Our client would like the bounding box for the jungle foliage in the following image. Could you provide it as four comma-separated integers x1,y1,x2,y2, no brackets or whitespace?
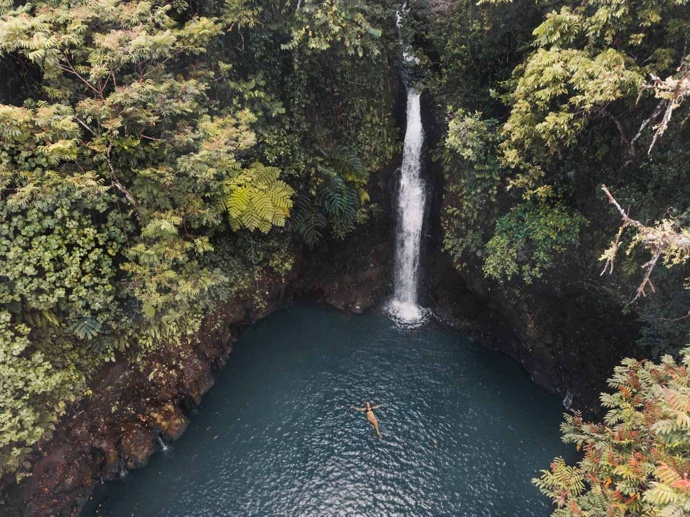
0,0,400,478
535,349,690,516
422,0,690,514
429,0,690,353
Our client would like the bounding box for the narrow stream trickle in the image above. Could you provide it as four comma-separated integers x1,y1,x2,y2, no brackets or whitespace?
388,89,430,328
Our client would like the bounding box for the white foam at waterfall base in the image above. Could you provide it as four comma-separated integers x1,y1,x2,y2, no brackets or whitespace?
387,300,429,329
387,90,430,329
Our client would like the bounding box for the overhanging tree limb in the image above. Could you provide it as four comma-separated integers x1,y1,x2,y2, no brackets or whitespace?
601,184,690,303
641,63,690,154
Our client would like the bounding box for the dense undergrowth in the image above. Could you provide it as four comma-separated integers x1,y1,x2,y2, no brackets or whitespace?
425,0,690,357
0,0,402,479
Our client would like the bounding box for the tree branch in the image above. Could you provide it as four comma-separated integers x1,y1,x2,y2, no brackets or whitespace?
74,116,96,136
660,310,690,322
57,53,102,98
111,178,139,211
605,112,635,159
639,63,690,154
630,100,665,149
103,147,139,212
601,185,690,303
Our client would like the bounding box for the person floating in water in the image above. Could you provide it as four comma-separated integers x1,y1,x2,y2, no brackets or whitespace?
350,402,385,439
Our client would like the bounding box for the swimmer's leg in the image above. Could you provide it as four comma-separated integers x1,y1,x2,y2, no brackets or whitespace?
372,420,382,440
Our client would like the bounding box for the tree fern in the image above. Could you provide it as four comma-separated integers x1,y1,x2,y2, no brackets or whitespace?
319,175,359,221
317,143,369,196
289,195,327,248
325,144,367,183
537,347,690,515
287,143,369,246
69,316,102,340
223,162,294,233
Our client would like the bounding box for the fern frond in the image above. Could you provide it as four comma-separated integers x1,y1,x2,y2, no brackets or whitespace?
69,316,102,340
223,162,294,233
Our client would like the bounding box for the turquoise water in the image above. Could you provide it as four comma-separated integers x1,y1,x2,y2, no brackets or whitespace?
84,304,570,516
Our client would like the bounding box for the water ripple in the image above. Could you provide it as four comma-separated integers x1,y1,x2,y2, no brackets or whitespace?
85,305,572,517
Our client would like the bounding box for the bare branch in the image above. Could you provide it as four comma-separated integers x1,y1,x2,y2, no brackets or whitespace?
631,247,661,303
600,224,626,276
639,63,690,154
660,310,690,322
111,178,138,210
73,117,95,136
601,184,690,303
56,52,102,98
630,100,665,148
601,184,645,232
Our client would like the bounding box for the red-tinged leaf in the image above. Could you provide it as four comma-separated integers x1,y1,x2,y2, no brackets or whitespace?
671,477,690,491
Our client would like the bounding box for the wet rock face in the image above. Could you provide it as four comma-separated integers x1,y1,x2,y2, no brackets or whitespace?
120,425,154,470
92,438,119,471
294,160,394,314
183,354,216,406
151,403,188,441
301,253,387,314
429,251,643,416
6,446,95,517
3,271,296,517
323,266,385,313
296,237,391,314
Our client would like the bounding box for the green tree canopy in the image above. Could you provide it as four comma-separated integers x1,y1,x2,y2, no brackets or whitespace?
0,0,396,479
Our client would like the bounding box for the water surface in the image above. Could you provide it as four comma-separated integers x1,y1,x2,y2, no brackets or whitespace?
85,304,570,516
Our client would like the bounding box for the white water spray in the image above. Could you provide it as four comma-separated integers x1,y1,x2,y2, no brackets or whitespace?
388,90,430,328
157,435,169,452
396,4,419,67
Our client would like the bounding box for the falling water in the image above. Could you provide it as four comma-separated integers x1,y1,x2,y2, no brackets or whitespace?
157,436,169,452
388,90,430,328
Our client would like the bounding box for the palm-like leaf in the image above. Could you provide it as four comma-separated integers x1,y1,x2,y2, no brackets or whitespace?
69,316,102,340
223,162,295,233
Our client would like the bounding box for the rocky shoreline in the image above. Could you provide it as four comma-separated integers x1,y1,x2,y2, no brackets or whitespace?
0,226,392,517
426,250,643,417
2,274,287,516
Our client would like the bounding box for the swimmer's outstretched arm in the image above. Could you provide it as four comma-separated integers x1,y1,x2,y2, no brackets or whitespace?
371,404,385,410
349,406,366,411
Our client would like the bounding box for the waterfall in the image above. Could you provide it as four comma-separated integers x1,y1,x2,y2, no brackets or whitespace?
388,89,430,328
